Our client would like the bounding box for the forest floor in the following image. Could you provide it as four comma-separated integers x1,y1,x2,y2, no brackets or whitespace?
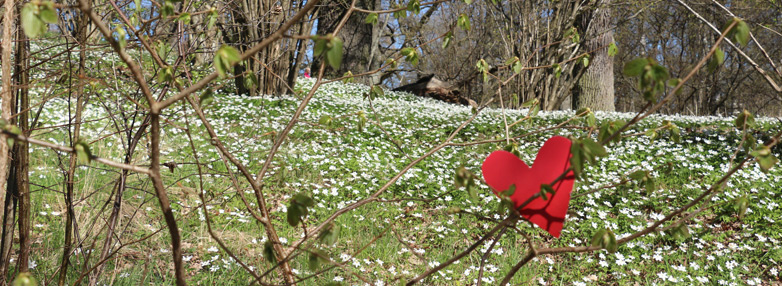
21,78,782,285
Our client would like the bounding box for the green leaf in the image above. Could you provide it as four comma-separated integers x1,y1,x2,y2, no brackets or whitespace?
342,71,355,83
552,63,562,78
623,58,648,77
365,85,384,100
156,41,171,59
74,140,92,165
496,198,514,216
581,55,590,67
540,184,554,201
476,59,489,82
313,36,328,57
293,192,315,207
114,27,127,49
393,6,407,18
357,111,367,131
21,3,45,38
406,0,420,14
590,229,607,247
309,249,325,271
385,58,398,69
3,123,21,136
161,2,175,18
569,143,583,178
263,241,276,263
214,45,241,78
401,47,418,66
598,119,625,145
243,73,258,89
757,152,778,173
743,133,756,153
646,129,658,144
607,42,617,57
734,109,755,129
564,27,579,43
177,12,191,24
629,170,647,181
199,89,215,107
442,32,453,49
365,13,378,25
287,203,302,226
670,124,681,143
454,166,471,188
650,64,669,81
584,112,596,127
39,2,59,24
732,18,750,47
503,143,521,159
326,37,343,70
158,66,174,83
707,47,725,73
319,115,333,128
455,166,477,200
582,137,607,160
501,184,517,197
457,14,470,31
605,229,618,253
644,176,656,193
520,98,538,108
318,223,340,245
513,61,522,74
667,224,690,241
591,228,617,253
576,107,590,117
529,105,540,117
12,272,36,286
371,85,384,98
207,8,218,29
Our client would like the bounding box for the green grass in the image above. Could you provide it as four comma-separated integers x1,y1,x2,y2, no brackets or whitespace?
17,75,782,285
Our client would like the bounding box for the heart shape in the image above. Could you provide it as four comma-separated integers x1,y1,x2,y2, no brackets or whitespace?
481,136,575,238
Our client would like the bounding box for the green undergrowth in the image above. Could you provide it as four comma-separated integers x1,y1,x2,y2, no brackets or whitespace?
18,78,782,285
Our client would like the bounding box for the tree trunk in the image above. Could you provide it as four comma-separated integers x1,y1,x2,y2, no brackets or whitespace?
573,0,615,111
13,9,31,274
316,0,380,84
0,0,16,282
222,0,295,96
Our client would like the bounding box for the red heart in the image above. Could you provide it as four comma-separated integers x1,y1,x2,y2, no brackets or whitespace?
481,136,575,238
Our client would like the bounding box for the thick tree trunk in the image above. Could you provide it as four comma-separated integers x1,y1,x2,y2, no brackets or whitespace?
316,0,380,84
573,0,615,111
223,0,294,96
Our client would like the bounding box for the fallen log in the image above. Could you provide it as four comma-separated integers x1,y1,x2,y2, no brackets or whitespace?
393,74,477,107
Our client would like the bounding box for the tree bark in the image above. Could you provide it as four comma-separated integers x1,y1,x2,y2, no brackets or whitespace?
13,8,31,274
573,0,615,111
0,0,15,227
316,0,380,84
224,0,294,96
0,0,16,282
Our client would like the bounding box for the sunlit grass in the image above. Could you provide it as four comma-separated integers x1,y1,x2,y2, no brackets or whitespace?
21,76,782,285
